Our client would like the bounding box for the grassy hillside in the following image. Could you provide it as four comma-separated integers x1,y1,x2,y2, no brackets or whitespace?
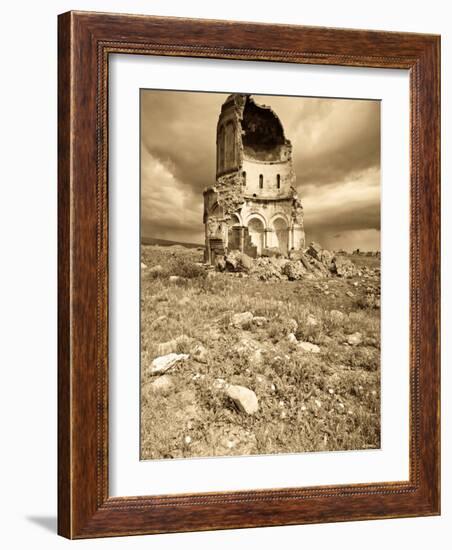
140,245,380,460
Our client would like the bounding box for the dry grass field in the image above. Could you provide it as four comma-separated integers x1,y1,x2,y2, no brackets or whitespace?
140,244,380,460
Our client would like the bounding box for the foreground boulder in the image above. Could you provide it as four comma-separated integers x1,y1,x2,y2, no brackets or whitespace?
149,353,189,374
226,384,259,414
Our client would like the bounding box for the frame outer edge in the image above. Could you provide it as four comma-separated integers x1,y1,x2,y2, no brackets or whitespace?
57,11,73,539
57,10,441,538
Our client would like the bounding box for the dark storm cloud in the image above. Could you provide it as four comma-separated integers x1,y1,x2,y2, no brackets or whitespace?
141,90,381,251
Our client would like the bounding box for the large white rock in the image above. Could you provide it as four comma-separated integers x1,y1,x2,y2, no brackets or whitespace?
298,342,320,353
149,353,189,374
226,385,259,415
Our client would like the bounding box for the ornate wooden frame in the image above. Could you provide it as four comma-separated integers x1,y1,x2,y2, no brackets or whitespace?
58,11,440,539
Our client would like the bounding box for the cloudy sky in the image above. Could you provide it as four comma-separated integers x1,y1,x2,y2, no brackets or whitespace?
141,90,380,252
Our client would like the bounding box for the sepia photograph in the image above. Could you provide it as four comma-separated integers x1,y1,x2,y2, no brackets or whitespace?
140,90,381,460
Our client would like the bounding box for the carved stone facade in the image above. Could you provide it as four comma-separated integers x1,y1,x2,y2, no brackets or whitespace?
204,94,305,264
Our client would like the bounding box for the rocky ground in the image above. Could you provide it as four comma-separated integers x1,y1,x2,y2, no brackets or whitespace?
140,244,381,460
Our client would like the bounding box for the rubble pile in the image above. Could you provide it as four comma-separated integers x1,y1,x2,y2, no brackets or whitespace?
216,242,369,281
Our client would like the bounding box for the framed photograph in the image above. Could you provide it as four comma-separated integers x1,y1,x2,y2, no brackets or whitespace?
58,11,440,538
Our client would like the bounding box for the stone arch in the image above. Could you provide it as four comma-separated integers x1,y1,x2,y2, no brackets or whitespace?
245,212,267,230
270,214,290,256
246,213,267,256
228,212,243,226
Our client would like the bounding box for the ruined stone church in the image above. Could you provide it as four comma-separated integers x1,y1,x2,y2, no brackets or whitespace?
204,94,305,264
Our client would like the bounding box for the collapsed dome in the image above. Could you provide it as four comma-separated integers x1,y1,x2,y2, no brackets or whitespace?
241,97,286,162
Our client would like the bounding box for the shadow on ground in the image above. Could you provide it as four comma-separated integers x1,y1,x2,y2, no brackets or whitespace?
26,516,57,533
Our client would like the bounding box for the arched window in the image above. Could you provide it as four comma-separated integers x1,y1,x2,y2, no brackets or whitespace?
276,174,281,189
259,174,263,189
242,171,246,185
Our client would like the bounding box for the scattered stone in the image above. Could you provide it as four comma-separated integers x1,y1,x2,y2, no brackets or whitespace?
306,314,318,327
150,315,167,329
249,349,264,366
261,247,281,258
307,242,322,260
239,252,254,271
330,310,344,322
157,334,192,356
346,290,354,298
213,378,227,389
141,262,147,269
226,385,259,415
169,275,183,283
178,296,191,306
147,374,174,396
148,264,164,276
225,250,253,272
215,256,226,271
184,435,192,445
232,336,261,357
319,249,333,266
252,316,268,327
315,399,322,408
332,256,357,277
299,253,312,271
283,261,306,280
286,318,298,334
288,249,304,261
298,342,320,353
287,333,298,345
231,311,254,329
149,353,189,374
191,343,208,363
311,258,330,275
347,332,363,346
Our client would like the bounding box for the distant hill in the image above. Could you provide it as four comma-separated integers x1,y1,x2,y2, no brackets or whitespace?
141,236,203,249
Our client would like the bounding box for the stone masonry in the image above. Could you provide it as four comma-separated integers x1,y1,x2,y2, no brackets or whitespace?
204,94,305,264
